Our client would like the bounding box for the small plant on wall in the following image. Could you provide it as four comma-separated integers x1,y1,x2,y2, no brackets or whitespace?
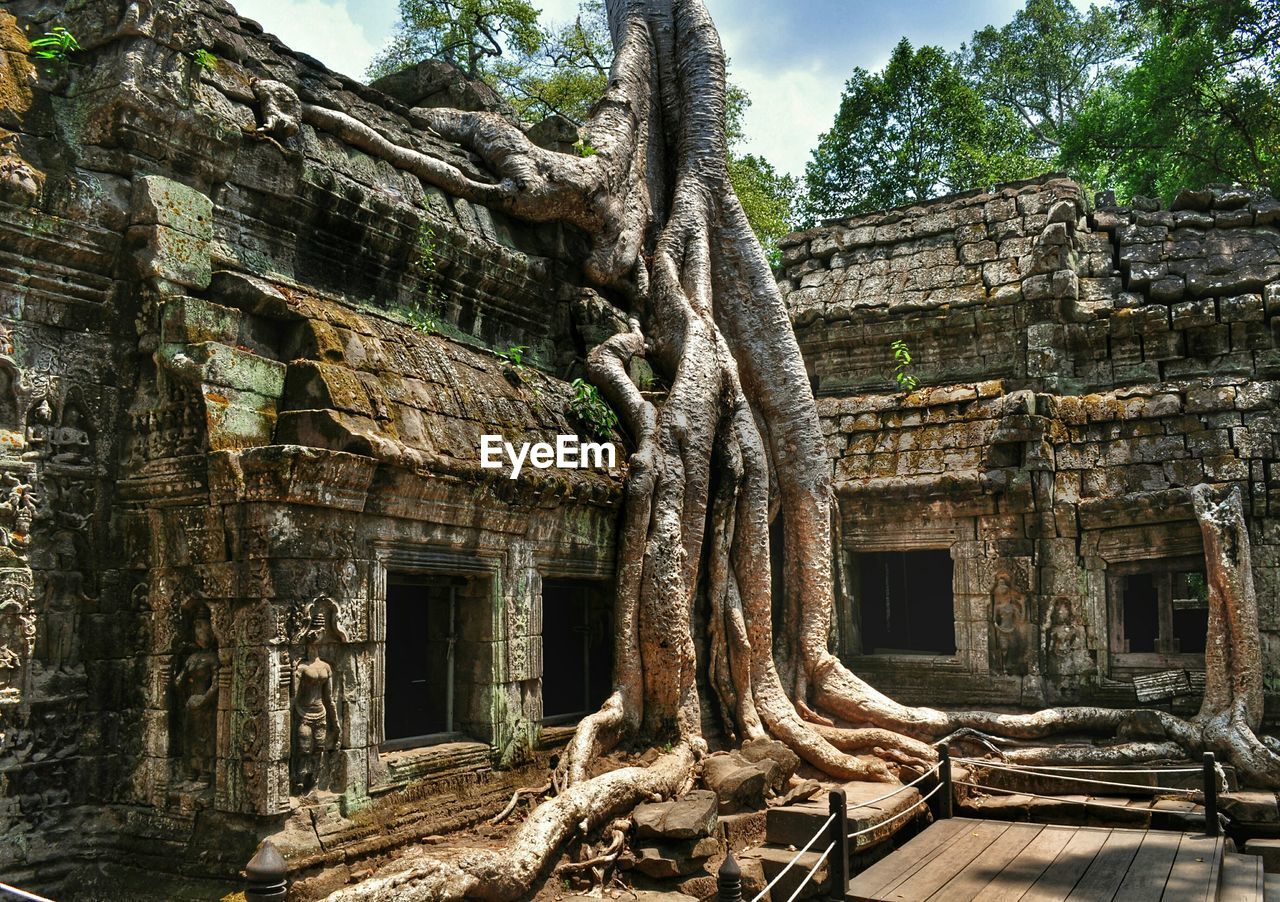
890,338,919,392
192,48,218,72
568,379,617,439
30,26,80,64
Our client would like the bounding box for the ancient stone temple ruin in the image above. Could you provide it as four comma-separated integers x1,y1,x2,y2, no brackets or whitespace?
780,178,1280,712
0,0,1278,898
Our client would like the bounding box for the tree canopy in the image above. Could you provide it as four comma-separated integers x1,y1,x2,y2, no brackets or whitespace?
805,0,1280,221
368,0,542,81
803,38,1040,221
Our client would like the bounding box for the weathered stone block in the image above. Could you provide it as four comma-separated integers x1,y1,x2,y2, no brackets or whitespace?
131,175,214,240
129,224,212,289
634,791,719,840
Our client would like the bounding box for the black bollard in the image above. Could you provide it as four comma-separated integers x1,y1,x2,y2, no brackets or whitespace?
938,745,953,820
245,839,287,902
829,788,850,901
717,851,743,902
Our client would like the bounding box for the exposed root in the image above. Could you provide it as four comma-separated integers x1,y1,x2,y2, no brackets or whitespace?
329,747,695,902
490,784,551,826
554,820,628,874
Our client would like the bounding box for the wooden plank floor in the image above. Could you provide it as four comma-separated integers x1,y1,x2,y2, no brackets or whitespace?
845,817,1226,901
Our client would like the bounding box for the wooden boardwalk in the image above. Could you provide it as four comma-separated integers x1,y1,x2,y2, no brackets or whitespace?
843,816,1246,901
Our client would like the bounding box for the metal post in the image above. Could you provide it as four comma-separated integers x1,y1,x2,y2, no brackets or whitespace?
245,840,287,902
829,788,850,900
938,745,954,820
1203,752,1220,837
717,852,743,902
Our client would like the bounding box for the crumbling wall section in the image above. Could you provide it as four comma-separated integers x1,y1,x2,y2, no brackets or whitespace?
782,176,1280,714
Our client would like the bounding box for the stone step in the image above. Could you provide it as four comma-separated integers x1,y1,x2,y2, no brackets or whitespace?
765,781,927,848
1221,791,1280,829
1244,838,1280,874
1220,850,1265,901
1264,872,1280,899
749,843,830,901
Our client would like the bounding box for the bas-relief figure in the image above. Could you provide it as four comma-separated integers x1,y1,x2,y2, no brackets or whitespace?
289,597,344,796
173,611,218,789
1046,596,1091,690
991,569,1032,676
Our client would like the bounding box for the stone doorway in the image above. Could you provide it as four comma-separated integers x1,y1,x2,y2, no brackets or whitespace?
855,550,956,655
383,576,481,749
540,580,612,723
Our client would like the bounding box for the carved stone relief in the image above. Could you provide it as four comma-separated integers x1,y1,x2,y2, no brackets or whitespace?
990,568,1033,676
287,596,346,796
173,607,219,789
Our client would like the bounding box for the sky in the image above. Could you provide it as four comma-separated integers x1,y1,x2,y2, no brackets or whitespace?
227,0,1083,179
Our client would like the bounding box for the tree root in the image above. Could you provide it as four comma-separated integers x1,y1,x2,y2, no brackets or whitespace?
490,784,551,826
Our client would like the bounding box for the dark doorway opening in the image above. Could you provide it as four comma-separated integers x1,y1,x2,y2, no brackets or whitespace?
856,550,955,655
541,580,613,722
384,577,476,748
1109,561,1208,659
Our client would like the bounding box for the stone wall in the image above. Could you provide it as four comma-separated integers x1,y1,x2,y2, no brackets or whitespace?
780,175,1280,713
0,0,626,896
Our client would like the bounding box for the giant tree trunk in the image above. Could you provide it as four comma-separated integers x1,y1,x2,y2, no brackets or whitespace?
300,2,1280,897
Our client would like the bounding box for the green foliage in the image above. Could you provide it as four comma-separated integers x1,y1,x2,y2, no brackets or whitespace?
1058,0,1280,199
405,221,446,334
808,0,1278,215
30,26,80,62
962,0,1125,155
723,82,800,265
492,0,611,124
572,136,598,157
192,48,218,71
568,378,617,438
729,154,799,268
890,339,919,392
369,0,542,81
803,39,1040,221
497,344,529,370
406,302,441,335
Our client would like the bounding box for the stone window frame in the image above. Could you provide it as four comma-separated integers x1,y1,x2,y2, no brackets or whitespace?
370,543,503,757
1106,554,1209,671
534,558,614,733
841,543,968,668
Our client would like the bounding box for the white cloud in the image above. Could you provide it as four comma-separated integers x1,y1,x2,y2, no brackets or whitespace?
729,60,844,180
232,0,381,80
533,0,583,24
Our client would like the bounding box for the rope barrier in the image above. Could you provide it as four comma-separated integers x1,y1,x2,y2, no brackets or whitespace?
953,779,1191,814
781,842,834,902
748,811,836,902
847,781,943,840
951,757,1201,775
840,761,941,814
0,884,57,902
952,758,1199,795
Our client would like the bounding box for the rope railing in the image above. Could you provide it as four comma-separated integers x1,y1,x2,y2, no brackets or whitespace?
952,750,1224,838
952,761,1203,774
0,883,57,902
782,842,834,902
952,757,1200,795
848,781,944,840
746,810,836,902
843,760,941,813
